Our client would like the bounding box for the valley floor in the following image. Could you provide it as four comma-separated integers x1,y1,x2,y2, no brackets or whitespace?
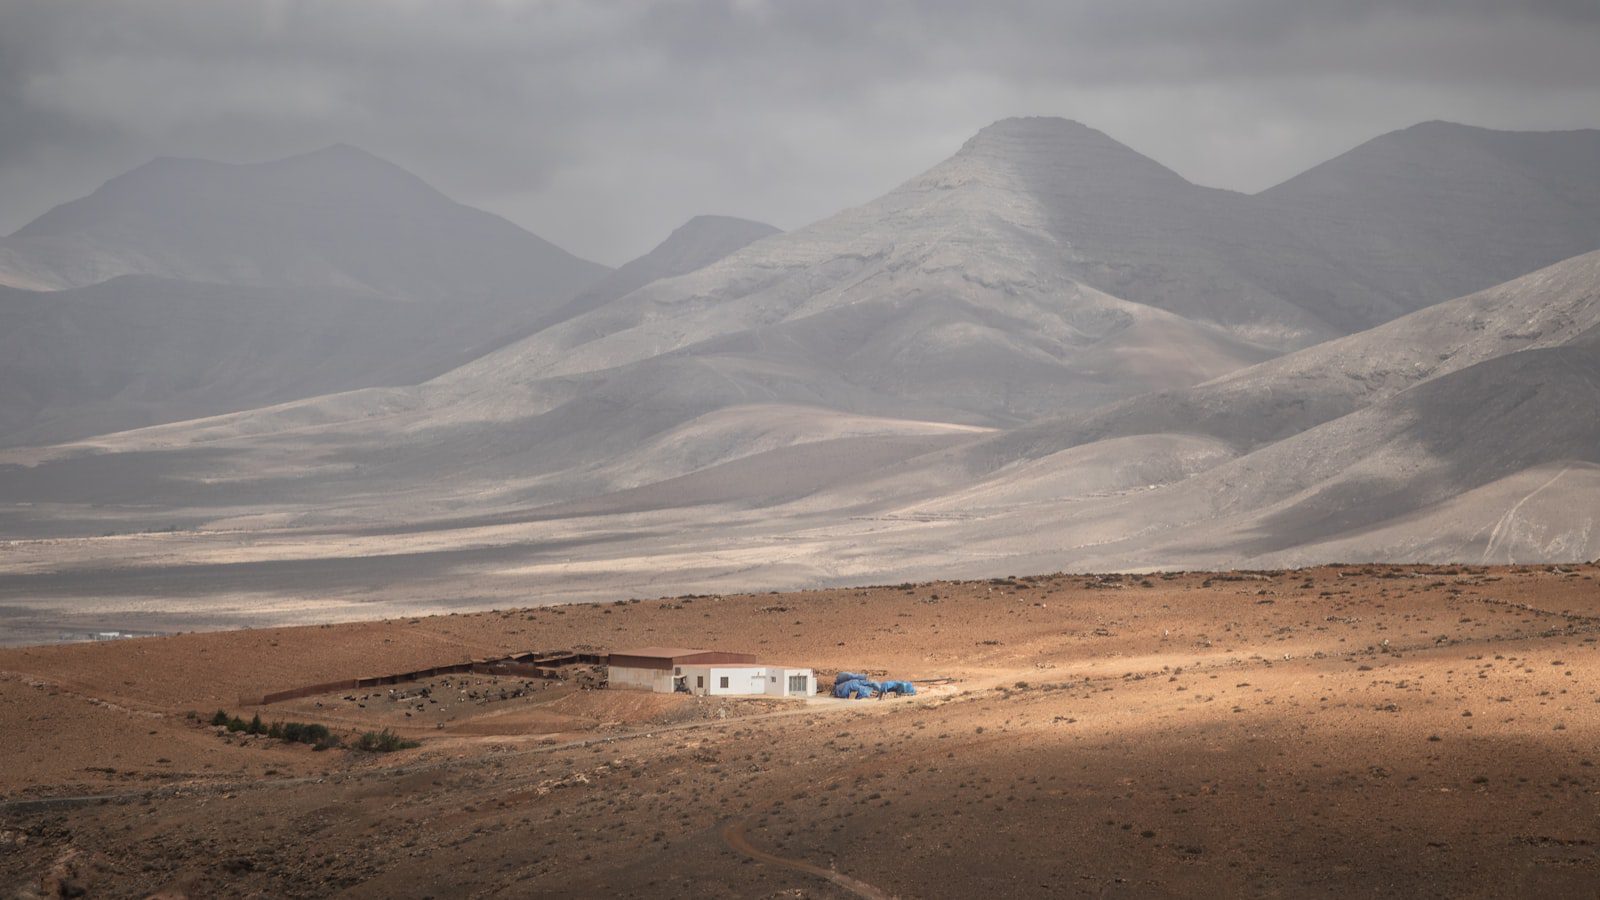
3,564,1600,897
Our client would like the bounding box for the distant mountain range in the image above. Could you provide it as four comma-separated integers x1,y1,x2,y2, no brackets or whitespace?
0,143,606,300
0,150,786,445
1,118,1597,612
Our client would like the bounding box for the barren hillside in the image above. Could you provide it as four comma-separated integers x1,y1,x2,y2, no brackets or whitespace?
4,565,1599,897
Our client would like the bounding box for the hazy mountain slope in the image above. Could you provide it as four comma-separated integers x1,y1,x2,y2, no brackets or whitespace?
0,145,608,304
0,211,776,449
499,246,1600,566
1102,340,1600,566
1262,121,1600,316
792,247,1600,570
817,343,1600,580
456,215,784,362
559,215,780,316
0,275,586,447
984,248,1600,465
966,119,1378,341
0,147,614,446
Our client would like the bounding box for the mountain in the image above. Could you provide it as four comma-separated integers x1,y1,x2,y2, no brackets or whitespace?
3,120,1600,610
430,118,1600,434
434,119,1289,431
456,215,784,361
881,249,1600,569
9,120,1600,455
989,246,1600,461
0,144,608,304
60,117,1307,512
0,275,571,447
0,146,612,446
0,121,1284,525
1260,121,1600,318
561,215,780,315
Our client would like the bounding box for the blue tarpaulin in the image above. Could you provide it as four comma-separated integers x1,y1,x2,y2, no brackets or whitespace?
833,678,879,699
833,670,916,698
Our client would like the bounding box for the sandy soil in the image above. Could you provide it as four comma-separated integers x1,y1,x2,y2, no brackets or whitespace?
3,563,1600,897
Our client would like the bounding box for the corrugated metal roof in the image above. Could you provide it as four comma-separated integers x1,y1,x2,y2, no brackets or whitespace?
609,646,709,659
608,647,762,670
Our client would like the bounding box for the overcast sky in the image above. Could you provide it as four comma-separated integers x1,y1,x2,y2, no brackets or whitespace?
3,1,1599,265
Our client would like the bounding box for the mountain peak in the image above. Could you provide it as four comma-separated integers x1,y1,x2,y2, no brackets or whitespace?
976,115,1095,135
937,116,1192,196
556,214,781,317
666,215,780,245
642,214,781,271
258,143,433,193
1402,119,1477,134
959,116,1119,155
2,139,605,300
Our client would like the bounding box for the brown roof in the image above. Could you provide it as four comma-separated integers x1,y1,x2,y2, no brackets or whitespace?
609,647,711,659
608,647,760,669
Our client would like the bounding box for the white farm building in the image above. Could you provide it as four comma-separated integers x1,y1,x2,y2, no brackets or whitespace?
607,647,815,698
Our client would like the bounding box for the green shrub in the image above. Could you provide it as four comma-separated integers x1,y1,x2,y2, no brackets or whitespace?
278,722,331,745
208,709,334,747
352,729,419,753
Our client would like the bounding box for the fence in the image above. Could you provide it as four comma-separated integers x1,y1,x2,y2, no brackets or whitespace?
241,651,607,706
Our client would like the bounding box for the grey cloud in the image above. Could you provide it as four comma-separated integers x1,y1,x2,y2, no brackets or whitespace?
0,0,1596,263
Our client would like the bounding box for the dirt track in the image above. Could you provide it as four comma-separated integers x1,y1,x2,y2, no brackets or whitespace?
721,818,893,899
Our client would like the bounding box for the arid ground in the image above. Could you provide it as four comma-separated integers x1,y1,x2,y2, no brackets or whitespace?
4,564,1600,898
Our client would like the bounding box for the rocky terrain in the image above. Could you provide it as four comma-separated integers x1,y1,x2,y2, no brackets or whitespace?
3,564,1600,897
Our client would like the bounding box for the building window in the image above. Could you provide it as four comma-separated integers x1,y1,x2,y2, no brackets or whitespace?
696,676,704,688
789,675,807,693
674,667,682,675
719,676,729,689
770,676,777,682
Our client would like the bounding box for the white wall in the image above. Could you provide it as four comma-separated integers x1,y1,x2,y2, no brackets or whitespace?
761,668,814,697
706,666,769,696
772,668,816,697
680,666,712,694
662,665,816,697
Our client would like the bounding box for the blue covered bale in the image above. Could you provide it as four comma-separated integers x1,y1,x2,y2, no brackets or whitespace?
880,680,917,696
833,679,879,699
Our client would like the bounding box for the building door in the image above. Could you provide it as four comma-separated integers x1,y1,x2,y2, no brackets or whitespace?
788,674,807,695
750,674,765,694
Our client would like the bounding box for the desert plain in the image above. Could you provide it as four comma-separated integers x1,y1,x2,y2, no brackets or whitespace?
3,563,1600,897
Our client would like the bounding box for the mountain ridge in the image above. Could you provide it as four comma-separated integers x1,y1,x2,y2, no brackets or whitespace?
0,144,609,303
